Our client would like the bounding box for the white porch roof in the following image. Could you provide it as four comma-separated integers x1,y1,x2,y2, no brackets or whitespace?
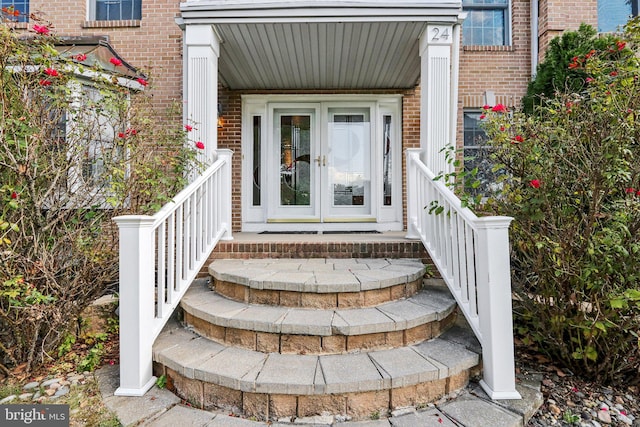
179,0,463,90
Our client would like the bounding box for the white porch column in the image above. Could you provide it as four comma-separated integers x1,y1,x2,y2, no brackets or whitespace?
184,24,220,164
419,24,454,176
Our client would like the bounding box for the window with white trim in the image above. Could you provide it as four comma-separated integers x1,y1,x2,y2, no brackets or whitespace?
462,0,510,46
1,0,28,22
463,110,498,194
598,0,639,33
90,0,141,21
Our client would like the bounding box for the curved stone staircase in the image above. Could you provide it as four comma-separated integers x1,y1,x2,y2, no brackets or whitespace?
152,258,484,422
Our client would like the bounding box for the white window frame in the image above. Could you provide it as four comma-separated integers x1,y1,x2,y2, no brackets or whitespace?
87,0,142,21
65,79,130,207
462,0,512,46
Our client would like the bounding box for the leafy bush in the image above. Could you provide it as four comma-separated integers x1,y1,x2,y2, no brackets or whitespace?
478,22,640,384
0,14,201,375
522,24,617,114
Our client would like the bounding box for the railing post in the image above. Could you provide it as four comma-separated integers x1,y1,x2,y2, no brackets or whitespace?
474,216,521,400
215,148,234,241
112,215,157,396
405,149,422,239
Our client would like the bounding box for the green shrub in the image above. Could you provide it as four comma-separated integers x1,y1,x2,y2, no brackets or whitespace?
478,21,640,384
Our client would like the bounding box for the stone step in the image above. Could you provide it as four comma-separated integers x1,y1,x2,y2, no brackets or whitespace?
152,320,481,422
209,258,426,308
181,279,457,354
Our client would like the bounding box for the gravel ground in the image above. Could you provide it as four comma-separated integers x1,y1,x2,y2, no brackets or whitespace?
516,351,639,427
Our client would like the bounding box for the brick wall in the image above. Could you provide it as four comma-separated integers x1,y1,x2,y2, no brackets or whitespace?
538,0,597,56
30,0,184,116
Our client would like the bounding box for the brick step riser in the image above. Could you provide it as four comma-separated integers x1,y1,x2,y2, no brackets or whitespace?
182,310,457,355
212,278,423,308
210,241,430,261
154,363,478,422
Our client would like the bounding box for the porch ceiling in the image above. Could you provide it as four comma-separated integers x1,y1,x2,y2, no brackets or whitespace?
216,22,425,90
179,0,463,90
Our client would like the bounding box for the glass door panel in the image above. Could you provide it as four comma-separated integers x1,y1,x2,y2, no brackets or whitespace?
271,109,318,220
280,115,311,206
326,108,371,218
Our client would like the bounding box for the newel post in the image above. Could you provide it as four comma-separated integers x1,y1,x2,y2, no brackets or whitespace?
216,149,234,241
474,216,521,400
113,215,157,396
405,148,422,239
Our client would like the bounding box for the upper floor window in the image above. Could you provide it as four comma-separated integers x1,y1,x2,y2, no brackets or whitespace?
598,0,639,33
92,0,141,21
1,0,29,22
462,0,510,46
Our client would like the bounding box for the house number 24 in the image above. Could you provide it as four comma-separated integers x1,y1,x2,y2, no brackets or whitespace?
429,26,453,44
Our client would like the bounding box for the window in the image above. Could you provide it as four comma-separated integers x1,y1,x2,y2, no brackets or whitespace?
93,0,141,21
463,111,499,194
66,84,126,192
1,0,29,22
462,0,509,46
598,0,639,33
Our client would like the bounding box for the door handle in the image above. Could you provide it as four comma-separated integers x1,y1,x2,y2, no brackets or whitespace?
314,155,321,166
323,155,326,167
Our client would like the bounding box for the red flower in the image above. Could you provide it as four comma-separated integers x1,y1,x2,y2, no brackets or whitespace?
479,114,486,120
118,132,126,138
499,126,505,132
44,68,59,77
512,135,524,144
529,179,541,189
33,25,50,35
610,71,618,77
617,41,626,51
39,79,52,86
126,128,137,135
625,188,635,194
195,141,205,150
491,104,508,113
586,77,594,84
10,191,18,199
184,124,193,132
74,53,87,62
110,57,123,66
482,104,491,110
636,190,640,197
136,78,148,86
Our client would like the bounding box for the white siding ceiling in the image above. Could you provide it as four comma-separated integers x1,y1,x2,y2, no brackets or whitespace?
215,21,425,89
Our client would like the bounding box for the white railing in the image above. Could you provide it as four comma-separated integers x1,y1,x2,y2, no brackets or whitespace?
112,149,233,396
405,148,521,400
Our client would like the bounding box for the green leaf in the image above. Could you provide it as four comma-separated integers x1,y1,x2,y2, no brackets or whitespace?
610,298,627,309
585,346,598,362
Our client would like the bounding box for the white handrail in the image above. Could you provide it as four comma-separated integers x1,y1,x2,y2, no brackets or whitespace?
113,149,233,396
405,148,521,400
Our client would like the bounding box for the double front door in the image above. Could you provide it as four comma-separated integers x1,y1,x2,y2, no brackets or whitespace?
270,105,373,222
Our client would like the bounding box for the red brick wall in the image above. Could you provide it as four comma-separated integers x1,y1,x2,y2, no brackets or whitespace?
538,0,597,55
30,0,184,116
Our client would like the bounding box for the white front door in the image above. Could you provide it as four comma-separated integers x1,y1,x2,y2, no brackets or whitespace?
269,105,373,223
242,95,402,232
